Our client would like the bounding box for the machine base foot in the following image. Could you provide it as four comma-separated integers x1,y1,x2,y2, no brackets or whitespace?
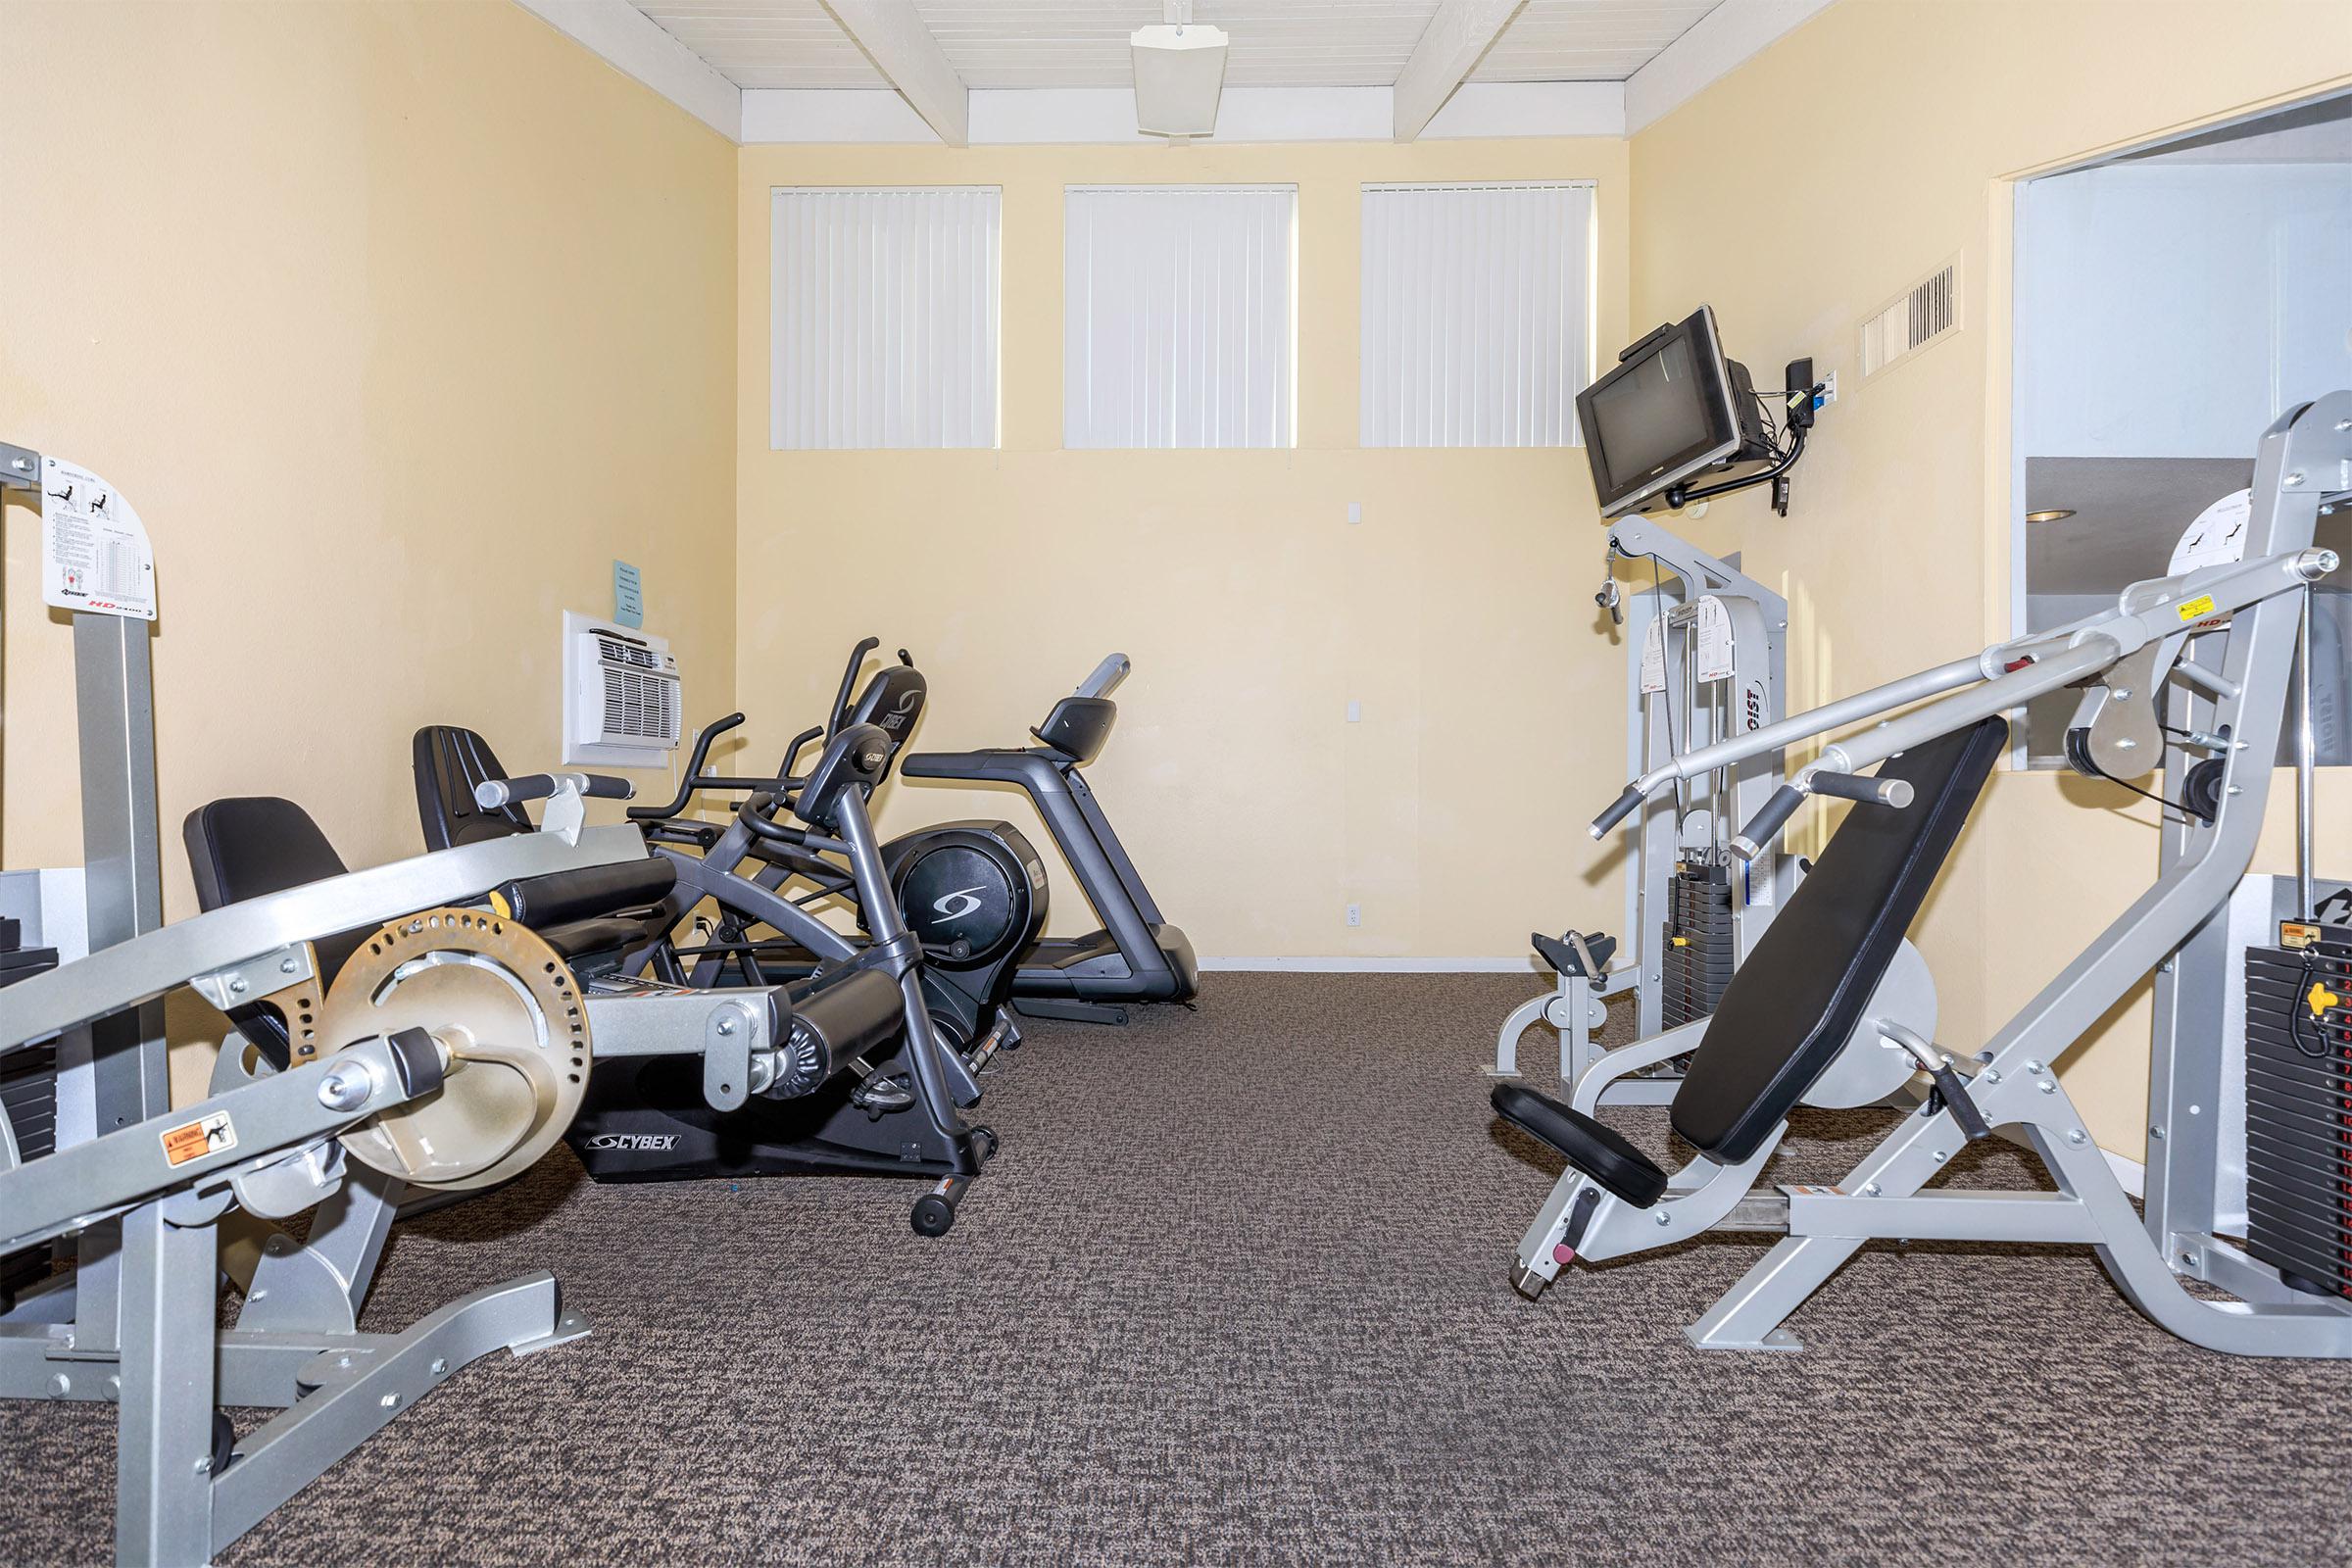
1687,1325,1804,1352
1011,999,1132,1026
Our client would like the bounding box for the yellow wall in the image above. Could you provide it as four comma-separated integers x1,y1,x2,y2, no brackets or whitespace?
0,0,738,920
736,139,1631,959
1627,0,2352,1153
9,0,2347,1153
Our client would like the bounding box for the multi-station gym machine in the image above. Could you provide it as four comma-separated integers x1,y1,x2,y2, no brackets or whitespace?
1493,307,1818,1100
0,445,823,1564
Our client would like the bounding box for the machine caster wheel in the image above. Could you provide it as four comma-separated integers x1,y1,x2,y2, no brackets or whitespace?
909,1193,957,1238
211,1411,237,1476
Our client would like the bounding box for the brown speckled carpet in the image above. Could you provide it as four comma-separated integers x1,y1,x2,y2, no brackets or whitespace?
8,972,2352,1565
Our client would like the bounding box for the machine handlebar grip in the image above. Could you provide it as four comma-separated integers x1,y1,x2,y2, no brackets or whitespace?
476,772,632,808
1928,1064,1994,1143
1731,785,1807,862
1806,770,1914,809
628,712,743,818
1589,784,1644,840
1077,653,1131,700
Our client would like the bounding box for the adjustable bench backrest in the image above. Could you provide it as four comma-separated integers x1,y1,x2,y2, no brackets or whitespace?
415,725,534,851
184,796,371,1067
1669,716,2008,1164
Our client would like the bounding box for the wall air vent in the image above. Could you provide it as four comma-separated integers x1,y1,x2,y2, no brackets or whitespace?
1859,258,1959,379
562,610,681,767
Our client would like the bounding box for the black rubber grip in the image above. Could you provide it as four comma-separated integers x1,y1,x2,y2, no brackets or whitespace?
1929,1064,1993,1143
480,773,557,806
478,772,633,808
1732,785,1806,860
1590,784,1644,839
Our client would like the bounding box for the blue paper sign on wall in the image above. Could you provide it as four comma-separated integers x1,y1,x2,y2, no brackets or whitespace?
613,561,643,628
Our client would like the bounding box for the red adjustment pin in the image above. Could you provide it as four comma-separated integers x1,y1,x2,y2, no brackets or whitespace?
1552,1244,1577,1264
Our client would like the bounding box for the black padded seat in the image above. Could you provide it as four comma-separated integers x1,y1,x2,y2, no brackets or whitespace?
183,797,371,1067
415,725,532,851
1492,1084,1670,1206
1670,717,2008,1164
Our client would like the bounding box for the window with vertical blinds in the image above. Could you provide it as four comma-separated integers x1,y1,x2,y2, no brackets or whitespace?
1359,181,1596,448
1063,185,1297,450
770,186,1000,450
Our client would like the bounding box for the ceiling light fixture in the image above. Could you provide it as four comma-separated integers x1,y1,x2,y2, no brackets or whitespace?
1132,1,1228,139
2026,509,2077,523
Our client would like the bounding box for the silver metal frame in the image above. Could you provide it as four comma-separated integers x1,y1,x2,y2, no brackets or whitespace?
1494,515,1796,1096
0,447,784,1564
1510,392,2352,1357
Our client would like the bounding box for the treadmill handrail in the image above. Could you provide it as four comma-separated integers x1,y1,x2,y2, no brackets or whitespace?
901,747,1077,793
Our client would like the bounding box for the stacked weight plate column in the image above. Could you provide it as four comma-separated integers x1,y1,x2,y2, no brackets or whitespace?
2243,936,2352,1299
1661,864,1737,1030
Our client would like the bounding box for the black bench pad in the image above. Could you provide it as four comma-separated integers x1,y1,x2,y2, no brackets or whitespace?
1492,1084,1669,1208
1669,717,2008,1165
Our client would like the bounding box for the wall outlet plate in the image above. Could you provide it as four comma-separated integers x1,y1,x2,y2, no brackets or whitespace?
1346,903,1361,928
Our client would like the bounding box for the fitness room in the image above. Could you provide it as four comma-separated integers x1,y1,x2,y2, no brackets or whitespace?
5,0,2352,1561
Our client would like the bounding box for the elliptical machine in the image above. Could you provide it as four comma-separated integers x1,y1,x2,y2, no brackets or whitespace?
617,640,1051,1058
410,649,1034,1235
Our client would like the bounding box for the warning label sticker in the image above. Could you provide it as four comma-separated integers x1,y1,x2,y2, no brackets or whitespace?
161,1111,236,1167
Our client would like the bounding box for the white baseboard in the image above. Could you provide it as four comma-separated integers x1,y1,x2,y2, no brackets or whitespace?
1199,956,1543,974
2104,1149,2146,1199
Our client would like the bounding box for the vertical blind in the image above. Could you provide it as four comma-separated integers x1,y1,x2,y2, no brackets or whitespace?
1064,185,1296,450
1359,182,1595,448
770,186,1000,450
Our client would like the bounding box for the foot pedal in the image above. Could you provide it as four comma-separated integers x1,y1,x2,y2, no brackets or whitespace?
851,1072,914,1114
1532,930,1616,980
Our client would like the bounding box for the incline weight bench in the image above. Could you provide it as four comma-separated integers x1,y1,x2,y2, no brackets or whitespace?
1495,717,1998,1342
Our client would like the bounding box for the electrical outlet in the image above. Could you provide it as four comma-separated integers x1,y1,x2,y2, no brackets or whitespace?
1346,700,1361,723
1347,501,1362,524
1816,370,1838,409
1346,903,1361,928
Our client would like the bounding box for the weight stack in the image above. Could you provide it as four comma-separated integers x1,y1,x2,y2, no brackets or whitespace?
1662,863,1737,1030
2243,936,2352,1300
0,936,61,1306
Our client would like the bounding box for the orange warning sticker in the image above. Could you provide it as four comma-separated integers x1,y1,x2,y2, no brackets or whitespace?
160,1111,236,1167
2282,921,2324,951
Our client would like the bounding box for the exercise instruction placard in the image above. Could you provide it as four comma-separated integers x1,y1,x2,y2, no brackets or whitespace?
40,456,157,620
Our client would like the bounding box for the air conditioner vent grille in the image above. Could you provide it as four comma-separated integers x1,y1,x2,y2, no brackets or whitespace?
562,610,680,766
1860,258,1960,379
601,665,678,743
596,636,662,672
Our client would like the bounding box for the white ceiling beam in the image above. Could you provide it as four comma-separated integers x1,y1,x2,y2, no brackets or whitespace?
510,0,742,141
1392,0,1524,142
820,0,969,147
1624,0,1836,135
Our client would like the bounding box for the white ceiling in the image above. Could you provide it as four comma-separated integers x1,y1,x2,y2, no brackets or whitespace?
635,0,1727,93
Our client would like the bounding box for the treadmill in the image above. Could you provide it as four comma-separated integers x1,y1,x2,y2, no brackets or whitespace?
902,655,1198,1025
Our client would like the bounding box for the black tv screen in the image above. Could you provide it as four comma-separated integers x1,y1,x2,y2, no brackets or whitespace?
1578,306,1742,516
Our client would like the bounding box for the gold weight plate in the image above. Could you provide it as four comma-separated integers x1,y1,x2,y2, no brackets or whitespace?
317,907,589,1191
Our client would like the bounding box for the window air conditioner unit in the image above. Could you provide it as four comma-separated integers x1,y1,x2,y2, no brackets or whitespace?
562,610,681,768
